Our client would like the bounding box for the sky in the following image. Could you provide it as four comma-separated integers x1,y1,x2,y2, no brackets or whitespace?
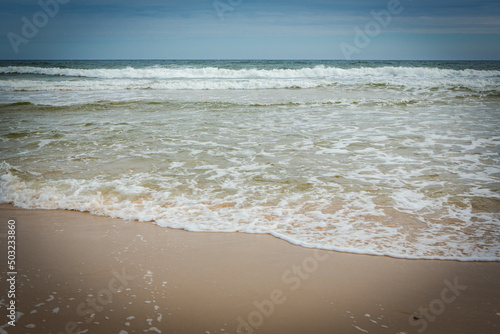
0,0,499,60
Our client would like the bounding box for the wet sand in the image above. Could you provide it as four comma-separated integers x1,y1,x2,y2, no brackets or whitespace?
0,204,499,334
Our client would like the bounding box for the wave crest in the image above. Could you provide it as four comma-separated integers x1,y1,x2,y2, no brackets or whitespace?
2,65,499,80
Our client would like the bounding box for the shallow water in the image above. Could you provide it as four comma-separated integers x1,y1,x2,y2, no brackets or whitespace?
1,60,499,260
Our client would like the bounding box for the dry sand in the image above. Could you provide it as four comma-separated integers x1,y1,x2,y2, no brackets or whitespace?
0,203,499,334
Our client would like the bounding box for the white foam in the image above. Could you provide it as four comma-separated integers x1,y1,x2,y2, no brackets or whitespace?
392,189,437,212
0,78,329,91
2,65,498,80
1,65,498,93
1,165,499,261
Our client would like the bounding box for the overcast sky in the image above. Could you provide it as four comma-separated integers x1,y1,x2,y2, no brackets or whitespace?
1,0,499,60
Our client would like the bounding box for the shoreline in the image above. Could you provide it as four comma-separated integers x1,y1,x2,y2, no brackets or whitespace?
1,203,499,334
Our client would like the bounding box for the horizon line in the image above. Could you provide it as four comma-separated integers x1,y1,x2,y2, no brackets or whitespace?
1,58,500,61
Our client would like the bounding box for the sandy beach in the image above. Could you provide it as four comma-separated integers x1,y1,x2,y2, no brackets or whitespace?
0,204,498,334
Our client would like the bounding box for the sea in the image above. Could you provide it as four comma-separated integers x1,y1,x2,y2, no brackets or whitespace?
1,59,499,261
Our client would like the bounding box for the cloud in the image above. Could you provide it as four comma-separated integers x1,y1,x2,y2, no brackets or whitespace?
0,0,499,59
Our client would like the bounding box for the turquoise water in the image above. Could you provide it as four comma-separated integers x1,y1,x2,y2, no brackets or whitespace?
1,60,499,260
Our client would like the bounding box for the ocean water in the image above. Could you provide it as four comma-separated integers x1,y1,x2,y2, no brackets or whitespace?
1,60,499,261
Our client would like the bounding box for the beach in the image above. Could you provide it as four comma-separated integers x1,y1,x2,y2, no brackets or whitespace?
1,204,499,334
0,0,499,326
